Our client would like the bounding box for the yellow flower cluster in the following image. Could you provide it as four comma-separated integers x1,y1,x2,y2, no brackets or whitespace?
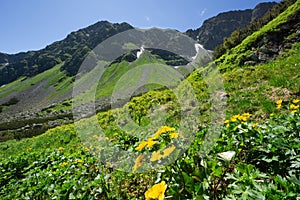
293,99,300,104
224,113,252,126
133,126,178,172
169,132,179,139
153,126,176,139
252,122,258,128
290,99,299,114
135,140,149,151
276,99,283,109
135,126,178,151
74,159,83,164
147,138,158,148
145,181,167,200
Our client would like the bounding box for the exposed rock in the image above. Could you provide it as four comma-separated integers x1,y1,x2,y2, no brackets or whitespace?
185,2,276,50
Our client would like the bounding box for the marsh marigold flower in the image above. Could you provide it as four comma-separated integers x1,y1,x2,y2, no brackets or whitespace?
161,126,175,133
169,132,179,139
276,100,283,105
290,104,299,110
153,126,175,139
276,100,282,109
231,115,239,122
145,181,167,200
253,122,258,128
147,138,158,149
153,130,163,139
292,99,299,104
135,140,147,151
291,110,297,114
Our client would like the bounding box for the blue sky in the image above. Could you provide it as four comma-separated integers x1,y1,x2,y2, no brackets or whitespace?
1,0,279,54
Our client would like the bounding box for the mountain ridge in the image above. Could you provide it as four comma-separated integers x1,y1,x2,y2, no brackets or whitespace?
0,21,133,86
185,2,277,50
0,2,276,86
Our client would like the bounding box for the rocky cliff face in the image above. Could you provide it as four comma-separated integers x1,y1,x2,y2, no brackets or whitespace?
186,2,277,50
243,9,300,66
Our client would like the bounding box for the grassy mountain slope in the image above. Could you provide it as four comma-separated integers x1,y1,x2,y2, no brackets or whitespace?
0,1,299,199
0,50,189,141
0,44,299,199
216,0,300,70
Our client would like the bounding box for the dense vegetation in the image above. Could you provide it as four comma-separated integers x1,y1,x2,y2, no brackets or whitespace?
0,99,299,199
0,1,300,199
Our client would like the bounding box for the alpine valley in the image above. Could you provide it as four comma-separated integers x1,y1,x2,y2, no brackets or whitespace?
0,0,299,199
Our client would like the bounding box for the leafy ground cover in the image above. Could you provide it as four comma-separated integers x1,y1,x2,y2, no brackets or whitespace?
0,98,299,199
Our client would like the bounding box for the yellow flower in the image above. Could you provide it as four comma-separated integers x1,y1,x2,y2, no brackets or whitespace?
58,147,64,151
150,150,162,162
133,155,144,172
162,145,176,158
153,126,175,139
224,120,230,124
239,113,251,121
276,104,282,109
75,159,83,164
244,112,251,117
270,113,274,117
238,115,247,122
253,123,258,128
291,110,297,114
169,132,179,139
61,162,68,167
145,181,167,200
135,140,148,151
161,126,175,133
290,104,299,110
292,99,300,104
276,100,283,105
153,130,163,139
147,138,158,149
231,116,238,122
